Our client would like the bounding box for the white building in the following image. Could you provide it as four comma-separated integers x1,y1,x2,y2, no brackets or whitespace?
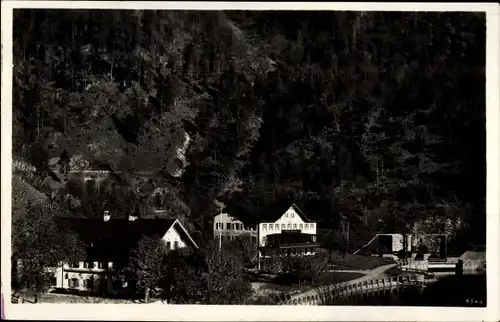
47,213,199,294
213,212,258,243
257,203,317,248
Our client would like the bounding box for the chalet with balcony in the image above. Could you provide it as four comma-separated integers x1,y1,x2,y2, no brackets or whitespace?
217,201,319,268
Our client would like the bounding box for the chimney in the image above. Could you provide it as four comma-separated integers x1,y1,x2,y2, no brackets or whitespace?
128,215,138,222
103,210,110,222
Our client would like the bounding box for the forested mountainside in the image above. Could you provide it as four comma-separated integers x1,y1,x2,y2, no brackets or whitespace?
12,10,485,253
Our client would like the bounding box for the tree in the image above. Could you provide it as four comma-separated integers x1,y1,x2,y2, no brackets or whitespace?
201,243,252,304
159,243,252,304
127,236,167,303
12,10,486,266
12,201,85,301
223,235,256,266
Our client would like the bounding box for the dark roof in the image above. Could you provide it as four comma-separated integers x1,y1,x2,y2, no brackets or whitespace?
58,217,176,242
56,217,198,261
223,200,312,225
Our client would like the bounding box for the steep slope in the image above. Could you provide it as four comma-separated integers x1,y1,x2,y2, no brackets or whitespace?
12,10,485,251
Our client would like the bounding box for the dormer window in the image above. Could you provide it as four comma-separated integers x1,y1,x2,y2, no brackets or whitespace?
262,224,267,230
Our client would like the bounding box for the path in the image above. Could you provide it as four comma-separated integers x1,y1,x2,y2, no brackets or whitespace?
335,263,397,283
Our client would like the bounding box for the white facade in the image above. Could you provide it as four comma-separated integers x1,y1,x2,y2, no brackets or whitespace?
49,262,114,293
162,224,188,250
213,212,257,236
258,205,316,247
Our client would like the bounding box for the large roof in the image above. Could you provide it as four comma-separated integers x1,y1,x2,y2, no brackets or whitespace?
223,199,312,224
58,217,177,242
56,217,198,260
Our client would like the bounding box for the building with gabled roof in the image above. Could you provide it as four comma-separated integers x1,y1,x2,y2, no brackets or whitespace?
48,213,198,295
216,200,319,269
256,202,317,248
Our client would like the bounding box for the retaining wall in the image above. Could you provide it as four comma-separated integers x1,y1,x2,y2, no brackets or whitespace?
281,275,434,305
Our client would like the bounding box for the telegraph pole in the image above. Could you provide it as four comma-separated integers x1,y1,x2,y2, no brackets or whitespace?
219,208,222,251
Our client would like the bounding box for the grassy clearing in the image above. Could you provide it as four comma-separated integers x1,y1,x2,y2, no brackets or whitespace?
327,252,396,270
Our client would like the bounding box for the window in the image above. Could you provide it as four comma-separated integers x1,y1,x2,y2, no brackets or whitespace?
299,224,303,230
174,241,179,249
262,224,267,230
275,224,279,230
285,212,288,217
71,262,80,268
226,223,232,230
293,224,297,230
291,212,294,218
287,224,291,230
97,262,103,269
310,223,315,230
65,273,68,280
235,223,241,230
86,278,94,290
269,224,273,231
166,241,171,250
281,224,285,230
305,224,308,229
50,277,57,287
69,278,79,288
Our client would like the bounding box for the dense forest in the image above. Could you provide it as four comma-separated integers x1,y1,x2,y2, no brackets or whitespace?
12,10,485,258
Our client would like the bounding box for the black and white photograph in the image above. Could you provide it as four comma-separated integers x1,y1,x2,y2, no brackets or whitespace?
1,1,499,321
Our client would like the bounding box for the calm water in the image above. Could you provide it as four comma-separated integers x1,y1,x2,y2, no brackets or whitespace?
340,274,486,307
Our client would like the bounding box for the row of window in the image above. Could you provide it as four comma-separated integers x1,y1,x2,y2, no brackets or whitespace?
56,274,99,289
215,222,254,231
262,223,314,231
67,277,95,289
69,262,109,269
